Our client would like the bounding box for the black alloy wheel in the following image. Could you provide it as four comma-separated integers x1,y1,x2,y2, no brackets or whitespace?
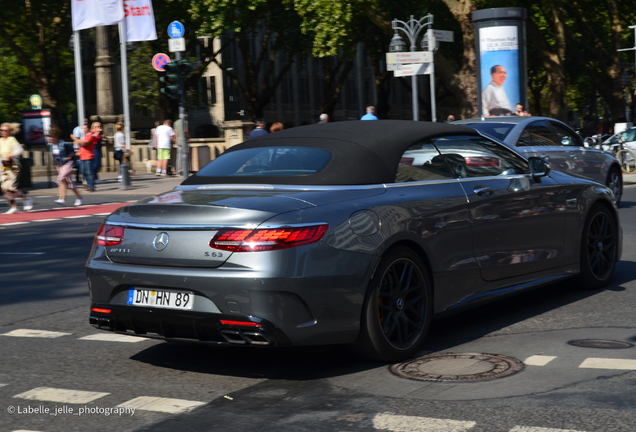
605,166,622,206
354,246,431,362
578,204,618,290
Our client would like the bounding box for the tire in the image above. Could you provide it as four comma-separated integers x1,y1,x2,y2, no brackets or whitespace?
353,246,432,362
605,166,623,206
577,204,618,290
616,149,636,174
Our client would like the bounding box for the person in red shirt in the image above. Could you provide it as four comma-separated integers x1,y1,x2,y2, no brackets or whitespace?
72,122,102,191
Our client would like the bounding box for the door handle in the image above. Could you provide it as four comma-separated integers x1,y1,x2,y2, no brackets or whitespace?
473,186,493,197
540,154,549,159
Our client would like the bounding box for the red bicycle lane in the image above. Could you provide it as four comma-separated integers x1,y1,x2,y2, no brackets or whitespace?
0,202,132,225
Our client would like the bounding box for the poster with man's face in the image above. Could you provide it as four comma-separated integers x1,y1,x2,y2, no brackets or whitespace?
479,26,520,117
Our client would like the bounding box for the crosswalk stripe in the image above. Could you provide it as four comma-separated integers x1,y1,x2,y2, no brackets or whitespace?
510,427,585,432
78,334,146,343
579,357,636,370
372,413,476,432
524,355,557,366
13,387,109,404
118,396,206,414
1,329,71,338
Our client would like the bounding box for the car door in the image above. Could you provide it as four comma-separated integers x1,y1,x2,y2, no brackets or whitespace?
550,121,607,183
516,120,572,174
432,135,567,282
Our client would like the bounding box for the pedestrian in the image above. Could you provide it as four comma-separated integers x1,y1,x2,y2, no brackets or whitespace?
0,123,33,214
91,124,103,183
361,106,378,120
70,119,88,184
515,103,531,117
446,115,455,122
148,120,159,162
248,118,268,139
154,119,175,176
48,127,83,206
269,122,284,133
318,113,329,124
113,122,132,181
72,122,102,192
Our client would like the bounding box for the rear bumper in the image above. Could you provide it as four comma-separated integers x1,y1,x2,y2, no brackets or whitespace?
89,304,290,346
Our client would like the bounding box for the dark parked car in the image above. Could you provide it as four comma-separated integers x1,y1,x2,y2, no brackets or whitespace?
87,121,621,362
452,116,624,204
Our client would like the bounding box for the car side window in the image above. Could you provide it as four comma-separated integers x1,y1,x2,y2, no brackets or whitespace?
396,142,455,182
519,121,558,147
551,122,581,147
433,136,531,178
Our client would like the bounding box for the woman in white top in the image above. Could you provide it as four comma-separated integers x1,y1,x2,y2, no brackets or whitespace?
0,123,33,214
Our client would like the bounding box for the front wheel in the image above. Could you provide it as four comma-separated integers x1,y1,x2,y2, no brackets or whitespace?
577,205,618,290
605,166,623,206
616,149,636,174
353,246,432,362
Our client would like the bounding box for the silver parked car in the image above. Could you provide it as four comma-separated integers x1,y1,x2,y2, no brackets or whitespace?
87,121,621,362
452,116,624,204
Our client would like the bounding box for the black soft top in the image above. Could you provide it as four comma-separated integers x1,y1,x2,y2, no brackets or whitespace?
182,120,479,186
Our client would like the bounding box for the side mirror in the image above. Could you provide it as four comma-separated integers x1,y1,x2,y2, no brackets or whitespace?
583,137,595,148
528,157,550,177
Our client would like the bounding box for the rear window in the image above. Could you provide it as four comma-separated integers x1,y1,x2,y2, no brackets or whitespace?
462,123,515,141
196,147,333,177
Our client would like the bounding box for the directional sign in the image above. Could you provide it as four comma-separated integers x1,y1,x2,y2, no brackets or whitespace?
168,38,186,52
152,53,171,72
386,51,432,65
393,63,432,77
386,64,403,71
168,21,185,39
432,30,454,42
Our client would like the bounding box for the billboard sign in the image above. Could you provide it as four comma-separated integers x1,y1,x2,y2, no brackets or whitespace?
479,26,519,116
22,110,51,147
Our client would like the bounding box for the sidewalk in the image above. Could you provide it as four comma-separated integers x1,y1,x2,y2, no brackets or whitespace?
26,171,185,196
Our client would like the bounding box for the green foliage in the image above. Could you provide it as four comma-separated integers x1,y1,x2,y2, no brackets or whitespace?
128,44,161,113
0,48,32,122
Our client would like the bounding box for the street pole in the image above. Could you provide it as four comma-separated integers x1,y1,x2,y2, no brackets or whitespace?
118,20,132,189
175,51,188,179
72,31,85,128
390,14,434,121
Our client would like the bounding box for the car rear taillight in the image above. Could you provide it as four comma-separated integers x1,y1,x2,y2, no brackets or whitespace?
400,157,414,165
94,224,125,247
210,224,329,252
91,308,111,314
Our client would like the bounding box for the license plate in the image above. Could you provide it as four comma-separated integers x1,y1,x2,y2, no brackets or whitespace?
127,288,193,310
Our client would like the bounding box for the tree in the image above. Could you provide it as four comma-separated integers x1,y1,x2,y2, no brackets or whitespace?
190,0,312,121
0,0,75,126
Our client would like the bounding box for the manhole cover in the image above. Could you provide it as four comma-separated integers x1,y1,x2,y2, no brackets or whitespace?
390,352,524,382
567,339,634,349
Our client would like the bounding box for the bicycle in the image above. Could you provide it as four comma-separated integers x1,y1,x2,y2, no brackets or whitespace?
610,136,636,174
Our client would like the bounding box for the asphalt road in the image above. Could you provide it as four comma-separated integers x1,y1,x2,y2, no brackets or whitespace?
1,184,636,432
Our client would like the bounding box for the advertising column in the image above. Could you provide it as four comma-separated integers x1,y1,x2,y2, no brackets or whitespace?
472,8,527,117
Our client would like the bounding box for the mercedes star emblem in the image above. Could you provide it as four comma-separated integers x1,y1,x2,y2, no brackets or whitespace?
153,232,170,251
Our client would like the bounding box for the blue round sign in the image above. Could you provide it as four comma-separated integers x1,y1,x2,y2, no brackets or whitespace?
168,21,185,39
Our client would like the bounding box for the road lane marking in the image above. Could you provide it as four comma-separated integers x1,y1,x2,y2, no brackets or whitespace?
372,413,476,431
1,329,71,338
63,215,91,219
78,334,146,343
13,387,109,404
510,427,585,432
0,252,45,255
118,396,206,414
579,357,636,370
524,355,557,366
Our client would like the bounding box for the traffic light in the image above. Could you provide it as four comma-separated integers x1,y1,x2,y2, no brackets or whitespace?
178,59,192,78
160,62,179,99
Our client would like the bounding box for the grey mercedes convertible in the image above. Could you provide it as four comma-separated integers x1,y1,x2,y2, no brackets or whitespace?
86,120,621,362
